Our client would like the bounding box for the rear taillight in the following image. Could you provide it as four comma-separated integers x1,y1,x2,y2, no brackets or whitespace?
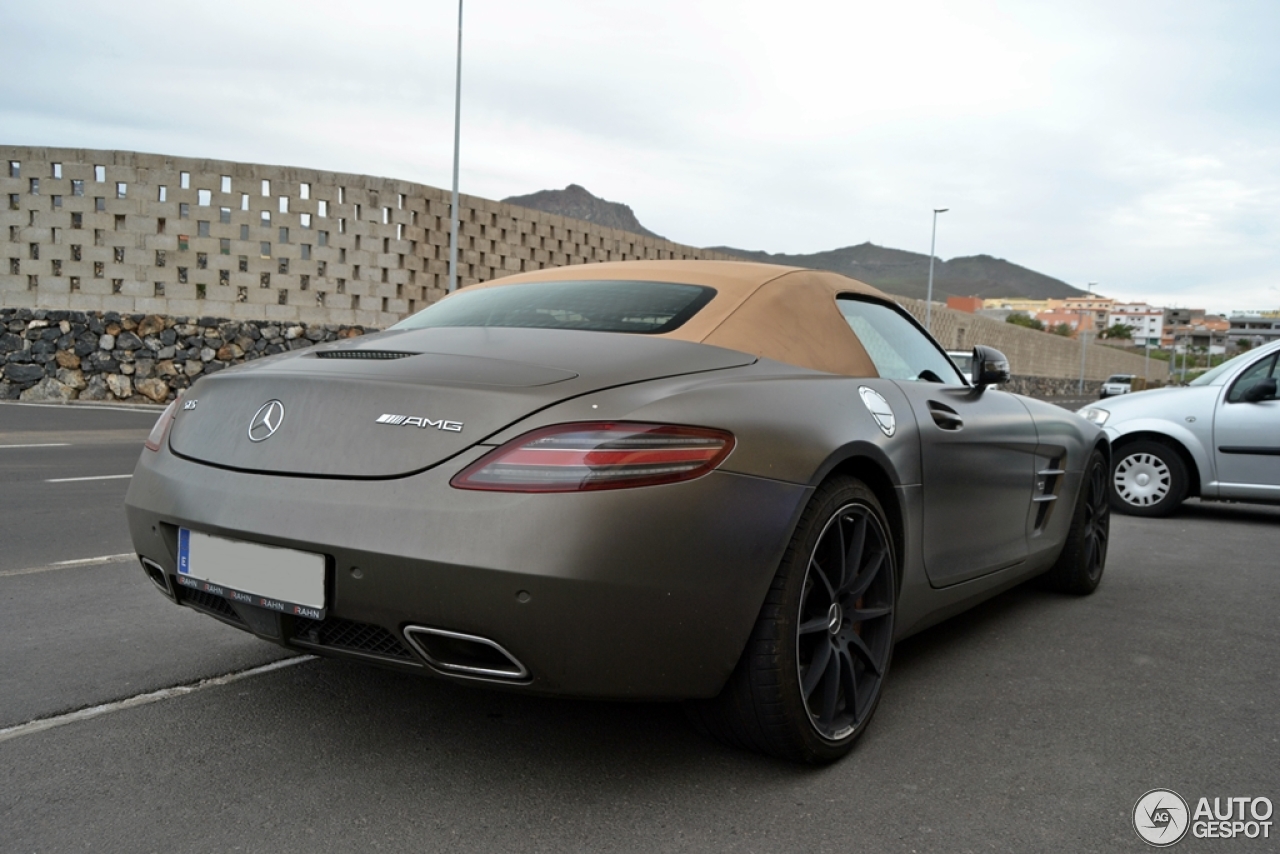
144,394,182,452
451,422,735,492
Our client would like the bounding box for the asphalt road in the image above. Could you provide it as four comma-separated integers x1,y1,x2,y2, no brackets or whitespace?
2,401,1277,853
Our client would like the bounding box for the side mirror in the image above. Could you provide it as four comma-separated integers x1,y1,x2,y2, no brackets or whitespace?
1242,377,1278,403
972,345,1010,390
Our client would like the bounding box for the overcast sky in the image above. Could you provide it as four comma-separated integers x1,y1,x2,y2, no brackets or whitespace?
6,0,1279,313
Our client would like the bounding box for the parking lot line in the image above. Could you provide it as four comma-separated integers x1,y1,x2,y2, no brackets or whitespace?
0,443,72,449
0,656,316,744
0,553,136,578
44,474,133,483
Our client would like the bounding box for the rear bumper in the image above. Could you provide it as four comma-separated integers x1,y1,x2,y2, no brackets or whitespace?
125,444,809,699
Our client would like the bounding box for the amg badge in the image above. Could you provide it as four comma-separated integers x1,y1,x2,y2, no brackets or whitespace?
376,414,464,432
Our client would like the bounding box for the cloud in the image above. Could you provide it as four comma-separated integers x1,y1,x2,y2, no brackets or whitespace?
3,0,1278,314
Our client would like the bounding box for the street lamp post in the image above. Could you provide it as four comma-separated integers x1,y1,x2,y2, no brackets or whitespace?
447,0,464,294
1077,283,1095,395
925,208,948,334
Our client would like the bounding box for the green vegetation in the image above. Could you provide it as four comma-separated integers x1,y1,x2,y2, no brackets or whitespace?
1051,323,1074,337
1006,312,1044,331
1099,323,1134,340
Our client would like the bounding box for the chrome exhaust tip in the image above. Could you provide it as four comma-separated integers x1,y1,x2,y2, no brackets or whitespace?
403,626,529,681
139,557,175,601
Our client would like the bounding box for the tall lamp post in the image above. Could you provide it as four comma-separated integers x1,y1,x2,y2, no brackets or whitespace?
925,208,948,334
1077,282,1095,395
447,0,464,293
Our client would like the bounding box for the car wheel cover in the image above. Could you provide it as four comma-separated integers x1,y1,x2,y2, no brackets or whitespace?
796,502,895,742
1114,452,1172,507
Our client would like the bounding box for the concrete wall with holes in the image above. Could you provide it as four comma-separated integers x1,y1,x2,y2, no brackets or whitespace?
1,145,1160,381
0,146,735,329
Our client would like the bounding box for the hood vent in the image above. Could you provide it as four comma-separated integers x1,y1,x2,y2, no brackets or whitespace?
313,350,419,360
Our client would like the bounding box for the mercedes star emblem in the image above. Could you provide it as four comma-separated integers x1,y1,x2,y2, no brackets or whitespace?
247,400,286,442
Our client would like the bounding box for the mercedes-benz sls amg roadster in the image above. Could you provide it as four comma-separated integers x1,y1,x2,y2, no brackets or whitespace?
126,261,1111,763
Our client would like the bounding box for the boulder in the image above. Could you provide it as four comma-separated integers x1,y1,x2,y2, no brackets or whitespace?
98,333,116,351
136,378,170,403
105,374,133,400
116,331,144,351
137,315,166,337
55,350,81,369
19,376,76,402
3,363,45,384
55,368,87,390
80,374,111,401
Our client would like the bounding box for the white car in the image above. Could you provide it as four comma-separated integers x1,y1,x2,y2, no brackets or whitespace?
946,350,985,386
1078,339,1280,516
1099,374,1135,398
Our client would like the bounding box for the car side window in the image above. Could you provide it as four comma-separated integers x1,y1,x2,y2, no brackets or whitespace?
1226,355,1278,403
837,297,966,384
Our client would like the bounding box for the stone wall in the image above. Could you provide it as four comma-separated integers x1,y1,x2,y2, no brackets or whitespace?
2,145,1163,384
0,307,368,404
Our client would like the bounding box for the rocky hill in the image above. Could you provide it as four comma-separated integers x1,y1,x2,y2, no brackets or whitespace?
710,243,1085,301
502,184,662,240
502,186,1083,300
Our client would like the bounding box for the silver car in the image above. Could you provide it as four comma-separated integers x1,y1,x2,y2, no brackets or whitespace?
1079,339,1280,515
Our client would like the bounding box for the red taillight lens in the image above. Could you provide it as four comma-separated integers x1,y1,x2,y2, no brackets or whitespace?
451,422,736,492
144,394,182,452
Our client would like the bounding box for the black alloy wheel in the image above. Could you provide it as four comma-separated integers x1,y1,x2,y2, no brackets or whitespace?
796,501,896,741
1043,448,1111,594
687,477,897,763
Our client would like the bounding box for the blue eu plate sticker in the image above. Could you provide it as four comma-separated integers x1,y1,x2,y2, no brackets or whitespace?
178,528,191,574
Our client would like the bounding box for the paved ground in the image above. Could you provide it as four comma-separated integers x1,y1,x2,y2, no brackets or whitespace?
1,401,1276,853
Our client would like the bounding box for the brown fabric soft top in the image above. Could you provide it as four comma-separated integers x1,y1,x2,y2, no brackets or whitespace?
460,260,887,377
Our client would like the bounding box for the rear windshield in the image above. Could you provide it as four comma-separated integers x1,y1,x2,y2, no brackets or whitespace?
390,280,716,335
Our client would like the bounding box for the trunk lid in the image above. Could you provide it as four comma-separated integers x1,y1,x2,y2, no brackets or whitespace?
168,326,754,478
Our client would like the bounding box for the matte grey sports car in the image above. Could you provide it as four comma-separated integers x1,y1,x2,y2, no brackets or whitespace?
126,260,1110,763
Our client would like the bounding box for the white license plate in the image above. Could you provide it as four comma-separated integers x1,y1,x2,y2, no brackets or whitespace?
176,529,326,619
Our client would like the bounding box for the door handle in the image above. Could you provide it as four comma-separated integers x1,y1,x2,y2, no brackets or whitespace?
928,402,964,430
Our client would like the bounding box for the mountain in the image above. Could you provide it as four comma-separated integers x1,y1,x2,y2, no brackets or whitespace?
502,184,663,239
501,185,1084,300
707,243,1085,301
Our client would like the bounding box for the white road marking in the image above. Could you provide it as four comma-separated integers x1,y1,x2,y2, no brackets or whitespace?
45,473,133,482
0,401,162,413
0,656,317,744
0,443,72,449
0,553,136,578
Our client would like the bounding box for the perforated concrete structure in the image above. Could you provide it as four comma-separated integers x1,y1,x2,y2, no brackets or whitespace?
2,145,1159,381
1,146,733,328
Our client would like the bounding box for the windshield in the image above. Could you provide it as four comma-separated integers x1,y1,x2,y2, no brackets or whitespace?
1189,350,1254,386
390,280,716,335
1106,375,1131,383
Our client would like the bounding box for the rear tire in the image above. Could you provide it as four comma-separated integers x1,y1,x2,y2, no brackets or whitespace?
1043,449,1110,594
1110,439,1188,517
687,477,896,764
